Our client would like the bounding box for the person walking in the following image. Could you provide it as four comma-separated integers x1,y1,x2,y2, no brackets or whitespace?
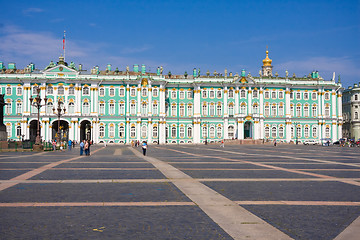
142,141,148,156
79,140,85,156
52,140,56,151
84,140,89,156
220,139,225,148
273,139,277,146
68,139,72,151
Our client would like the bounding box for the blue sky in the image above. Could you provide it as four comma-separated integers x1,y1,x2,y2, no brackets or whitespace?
1,0,359,87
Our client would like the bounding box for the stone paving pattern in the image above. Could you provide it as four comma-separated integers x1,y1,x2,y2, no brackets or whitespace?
1,144,360,239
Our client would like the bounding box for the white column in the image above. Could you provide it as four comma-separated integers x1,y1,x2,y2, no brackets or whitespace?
148,120,152,143
126,119,130,144
136,119,141,141
285,87,291,118
235,87,239,116
337,92,343,139
224,118,228,140
259,87,264,117
238,120,244,139
224,87,228,117
248,87,252,115
75,84,80,114
148,85,152,116
194,87,201,117
260,119,265,139
137,84,141,117
193,121,200,144
75,121,79,141
286,121,291,142
253,120,259,139
126,85,130,116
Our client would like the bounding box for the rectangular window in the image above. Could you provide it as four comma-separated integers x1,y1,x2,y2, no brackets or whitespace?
187,90,193,99
202,104,207,116
271,91,276,99
187,104,193,116
130,88,136,96
152,103,158,115
209,105,215,116
179,91,185,99
119,103,125,115
278,91,284,99
312,92,317,100
304,92,309,100
153,88,158,97
179,105,185,117
264,105,270,117
171,91,177,99
109,103,115,115
99,103,105,115
202,90,207,98
119,88,125,96
252,90,258,98
278,105,284,117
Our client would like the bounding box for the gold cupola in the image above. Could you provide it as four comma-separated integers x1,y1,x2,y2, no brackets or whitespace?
262,49,272,67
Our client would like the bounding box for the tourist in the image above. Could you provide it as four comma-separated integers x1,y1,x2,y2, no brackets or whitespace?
220,139,224,148
84,140,89,156
79,140,84,156
142,141,148,156
68,139,72,151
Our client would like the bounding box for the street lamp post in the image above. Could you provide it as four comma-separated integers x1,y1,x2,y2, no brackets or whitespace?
53,100,66,145
29,87,48,151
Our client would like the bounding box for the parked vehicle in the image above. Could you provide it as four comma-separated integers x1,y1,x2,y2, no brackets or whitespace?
303,139,318,145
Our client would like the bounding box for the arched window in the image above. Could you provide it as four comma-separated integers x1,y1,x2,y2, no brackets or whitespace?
324,92,330,100
271,126,277,138
252,90,258,98
109,102,115,115
152,88,158,97
279,126,284,138
202,104,207,116
82,102,90,115
240,104,246,115
152,103,158,115
296,125,301,138
99,102,105,115
187,104,193,116
325,106,330,117
271,105,277,117
99,88,105,96
202,126,207,138
130,126,136,138
179,91,185,99
141,125,147,138
325,126,330,138
217,105,222,116
209,90,215,98
228,104,234,116
209,126,215,138
130,102,136,115
17,87,22,95
99,125,105,137
228,126,234,138
228,89,234,98
47,86,53,95
119,88,125,96
171,127,177,138
278,105,284,116
253,104,259,114
142,88,147,97
296,105,301,117
46,102,53,114
312,126,317,138
119,126,125,138
109,124,115,138
16,125,21,137
240,89,246,98
312,105,317,117
209,104,215,116
265,127,270,138
68,102,75,114
119,102,125,115
82,86,89,95
5,102,11,114
217,126,222,138
141,103,147,116
171,105,176,116
264,105,270,117
179,105,185,117
304,126,310,138
304,105,309,117
152,126,158,138
179,126,185,138
16,102,22,114
69,87,75,95
187,126,193,138
58,86,64,95
109,88,115,96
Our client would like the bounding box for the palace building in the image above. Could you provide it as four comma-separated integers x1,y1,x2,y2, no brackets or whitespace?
342,83,360,140
0,50,343,144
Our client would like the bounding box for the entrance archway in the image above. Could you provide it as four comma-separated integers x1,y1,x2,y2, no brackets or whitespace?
52,120,69,142
29,120,39,142
244,121,252,139
80,120,91,141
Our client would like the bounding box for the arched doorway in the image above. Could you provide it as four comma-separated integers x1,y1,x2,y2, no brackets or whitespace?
52,120,69,142
80,120,91,141
244,121,252,139
29,120,39,142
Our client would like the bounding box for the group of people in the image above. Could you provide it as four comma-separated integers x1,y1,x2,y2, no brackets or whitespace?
131,140,148,156
79,140,92,156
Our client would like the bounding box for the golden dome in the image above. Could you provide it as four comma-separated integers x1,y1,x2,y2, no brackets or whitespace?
262,50,272,66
